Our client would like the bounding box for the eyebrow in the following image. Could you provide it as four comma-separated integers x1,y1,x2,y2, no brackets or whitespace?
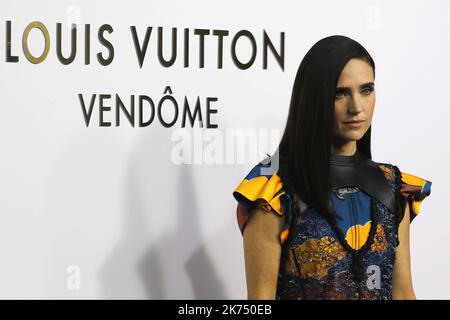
336,82,375,92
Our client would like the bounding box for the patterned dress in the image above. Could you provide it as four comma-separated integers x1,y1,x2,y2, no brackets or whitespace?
232,153,432,300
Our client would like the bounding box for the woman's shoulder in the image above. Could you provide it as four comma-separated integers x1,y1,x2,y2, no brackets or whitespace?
374,160,432,222
232,155,293,244
232,155,285,215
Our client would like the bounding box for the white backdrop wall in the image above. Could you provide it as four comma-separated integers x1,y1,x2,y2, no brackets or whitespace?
0,0,448,299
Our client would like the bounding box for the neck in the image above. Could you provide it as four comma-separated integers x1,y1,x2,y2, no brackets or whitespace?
331,140,357,156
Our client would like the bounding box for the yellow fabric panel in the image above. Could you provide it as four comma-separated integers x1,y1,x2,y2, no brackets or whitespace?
401,172,426,191
400,171,431,216
234,174,284,215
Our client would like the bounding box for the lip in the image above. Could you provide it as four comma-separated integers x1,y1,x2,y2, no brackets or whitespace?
344,120,365,123
344,120,365,128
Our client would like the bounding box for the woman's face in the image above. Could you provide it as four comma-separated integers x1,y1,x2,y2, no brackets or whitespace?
332,58,375,145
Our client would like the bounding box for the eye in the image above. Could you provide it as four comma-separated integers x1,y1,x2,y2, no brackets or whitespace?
335,89,347,98
361,86,374,95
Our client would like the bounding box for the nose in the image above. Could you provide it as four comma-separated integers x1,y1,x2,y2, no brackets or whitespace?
347,94,363,115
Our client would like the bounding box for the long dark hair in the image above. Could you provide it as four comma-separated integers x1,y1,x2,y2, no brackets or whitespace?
276,35,375,219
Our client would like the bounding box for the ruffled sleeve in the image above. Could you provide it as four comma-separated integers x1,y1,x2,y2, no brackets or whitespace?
232,160,291,245
399,171,432,222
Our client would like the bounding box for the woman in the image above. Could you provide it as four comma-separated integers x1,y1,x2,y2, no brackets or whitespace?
232,35,432,300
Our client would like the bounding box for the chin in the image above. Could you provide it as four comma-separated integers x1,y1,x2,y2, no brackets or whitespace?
339,132,365,142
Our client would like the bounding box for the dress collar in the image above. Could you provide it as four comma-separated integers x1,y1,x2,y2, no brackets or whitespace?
330,149,363,166
329,149,396,214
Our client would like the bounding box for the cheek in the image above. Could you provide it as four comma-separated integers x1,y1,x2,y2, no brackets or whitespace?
333,102,346,126
365,96,376,120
